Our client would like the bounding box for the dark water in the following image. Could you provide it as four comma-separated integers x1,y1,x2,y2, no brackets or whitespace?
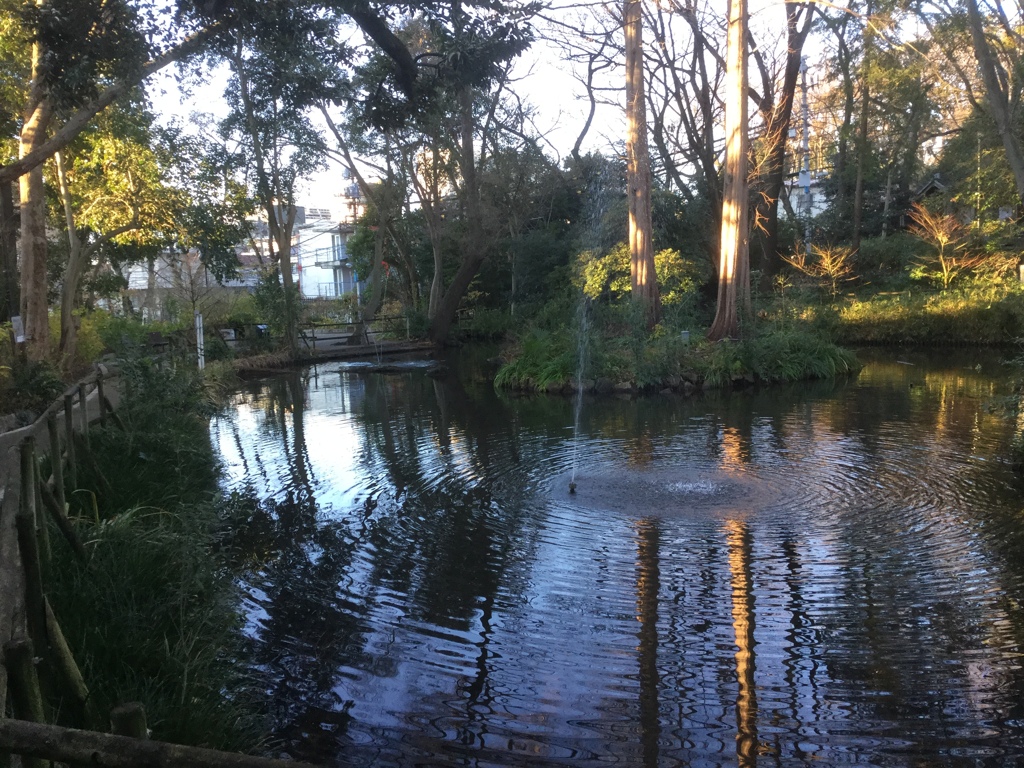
211,349,1024,767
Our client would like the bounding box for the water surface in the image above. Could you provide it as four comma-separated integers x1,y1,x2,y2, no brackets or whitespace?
211,349,1024,766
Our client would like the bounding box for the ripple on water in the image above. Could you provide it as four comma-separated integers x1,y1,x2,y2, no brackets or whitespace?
215,358,1024,767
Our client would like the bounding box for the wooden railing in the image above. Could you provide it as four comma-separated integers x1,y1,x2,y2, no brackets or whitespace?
0,365,318,767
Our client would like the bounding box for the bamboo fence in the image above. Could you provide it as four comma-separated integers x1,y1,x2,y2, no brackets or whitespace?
0,365,318,767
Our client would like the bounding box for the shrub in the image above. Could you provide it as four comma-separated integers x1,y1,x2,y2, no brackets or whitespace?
700,330,860,388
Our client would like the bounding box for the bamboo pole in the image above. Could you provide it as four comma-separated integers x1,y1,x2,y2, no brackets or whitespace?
0,719,324,768
46,412,66,513
64,394,77,490
44,599,101,730
17,440,47,653
96,372,107,427
110,702,147,739
32,459,49,561
3,640,48,768
38,479,86,561
78,382,89,447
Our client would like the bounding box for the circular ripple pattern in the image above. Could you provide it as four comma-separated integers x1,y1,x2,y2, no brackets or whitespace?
212,355,1024,767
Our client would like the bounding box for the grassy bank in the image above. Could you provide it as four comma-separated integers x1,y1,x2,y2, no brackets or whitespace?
44,355,265,751
495,318,859,394
493,279,1024,394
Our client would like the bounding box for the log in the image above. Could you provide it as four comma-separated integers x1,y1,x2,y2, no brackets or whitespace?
0,718,324,768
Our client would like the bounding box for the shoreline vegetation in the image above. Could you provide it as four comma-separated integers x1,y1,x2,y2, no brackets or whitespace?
42,355,270,753
8,279,1024,756
5,282,1024,420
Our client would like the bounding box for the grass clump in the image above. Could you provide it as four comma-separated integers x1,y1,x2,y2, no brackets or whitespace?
494,327,576,390
46,355,265,751
699,329,860,389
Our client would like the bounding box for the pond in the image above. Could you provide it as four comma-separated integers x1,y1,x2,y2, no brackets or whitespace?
211,348,1024,767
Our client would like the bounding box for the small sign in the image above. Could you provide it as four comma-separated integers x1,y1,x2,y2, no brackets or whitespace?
11,314,24,343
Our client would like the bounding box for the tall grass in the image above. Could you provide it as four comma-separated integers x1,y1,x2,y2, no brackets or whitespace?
45,355,266,751
834,285,1024,345
699,330,860,388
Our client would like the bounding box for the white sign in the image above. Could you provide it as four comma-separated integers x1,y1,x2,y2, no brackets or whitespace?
11,315,24,343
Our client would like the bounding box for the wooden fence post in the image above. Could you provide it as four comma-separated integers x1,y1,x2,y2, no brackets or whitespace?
110,702,148,739
97,372,107,427
38,480,86,562
3,639,48,768
17,439,47,654
78,382,89,447
64,394,77,490
46,412,66,513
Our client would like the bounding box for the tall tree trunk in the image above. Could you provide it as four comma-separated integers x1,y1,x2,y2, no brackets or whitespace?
55,151,83,367
624,0,660,329
428,86,489,345
965,0,1024,203
273,206,299,358
19,29,53,360
751,2,815,278
0,181,17,323
708,0,750,342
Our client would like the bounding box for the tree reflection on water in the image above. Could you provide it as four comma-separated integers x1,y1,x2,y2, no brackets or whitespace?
211,350,1024,766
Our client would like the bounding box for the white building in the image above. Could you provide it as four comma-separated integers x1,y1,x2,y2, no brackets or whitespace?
293,180,367,300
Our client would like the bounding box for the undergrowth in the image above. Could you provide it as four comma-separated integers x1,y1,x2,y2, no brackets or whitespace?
45,354,266,751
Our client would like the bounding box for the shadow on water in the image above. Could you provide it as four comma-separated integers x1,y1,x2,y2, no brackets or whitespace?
212,348,1024,766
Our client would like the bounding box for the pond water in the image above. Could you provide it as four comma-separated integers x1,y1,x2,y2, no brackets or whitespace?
211,348,1024,767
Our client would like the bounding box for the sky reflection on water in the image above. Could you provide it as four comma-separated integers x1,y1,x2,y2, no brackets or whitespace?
210,349,1024,766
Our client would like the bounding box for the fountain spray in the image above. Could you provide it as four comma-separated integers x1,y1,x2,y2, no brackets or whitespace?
570,297,590,493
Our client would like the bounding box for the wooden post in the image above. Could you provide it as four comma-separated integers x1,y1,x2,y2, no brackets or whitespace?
33,461,49,561
45,599,101,730
3,639,48,768
64,394,77,490
96,372,107,427
38,480,86,561
46,412,66,513
18,439,47,653
78,382,89,447
110,702,148,739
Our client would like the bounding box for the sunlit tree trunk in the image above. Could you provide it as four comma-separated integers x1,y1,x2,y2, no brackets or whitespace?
708,0,750,342
19,23,53,359
624,0,660,330
55,151,83,366
965,0,1024,203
